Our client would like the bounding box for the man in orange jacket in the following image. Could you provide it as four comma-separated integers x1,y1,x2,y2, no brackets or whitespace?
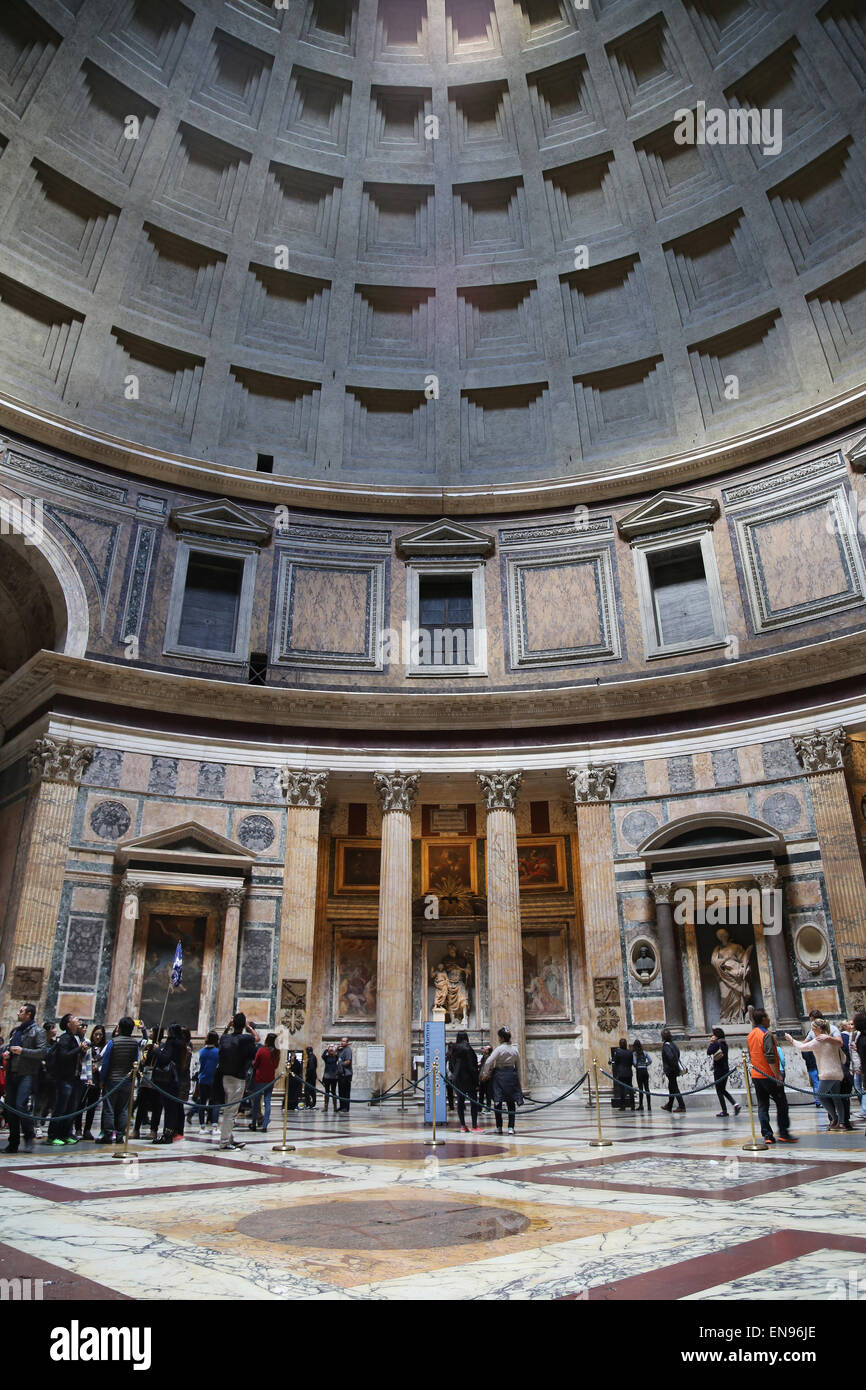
747,1009,797,1145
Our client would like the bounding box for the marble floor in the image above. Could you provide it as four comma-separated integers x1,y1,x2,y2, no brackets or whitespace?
1,1097,865,1301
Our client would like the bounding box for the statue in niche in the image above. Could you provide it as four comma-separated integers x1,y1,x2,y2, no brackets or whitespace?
711,927,754,1024
430,941,472,1023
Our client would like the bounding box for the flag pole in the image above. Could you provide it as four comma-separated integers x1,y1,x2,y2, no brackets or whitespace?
155,941,183,1040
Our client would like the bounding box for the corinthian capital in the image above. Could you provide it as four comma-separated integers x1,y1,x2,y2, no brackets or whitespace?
567,764,617,803
374,770,420,815
477,770,523,812
280,768,329,808
651,880,674,906
793,727,847,774
221,886,246,911
29,738,94,785
121,878,146,900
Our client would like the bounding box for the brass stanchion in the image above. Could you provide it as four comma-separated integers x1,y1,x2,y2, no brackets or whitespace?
425,1057,444,1147
105,1064,138,1160
400,1073,405,1114
272,1070,295,1154
588,1057,612,1148
740,1050,768,1152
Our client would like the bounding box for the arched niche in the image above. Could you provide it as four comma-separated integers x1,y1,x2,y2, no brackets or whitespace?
637,811,797,1035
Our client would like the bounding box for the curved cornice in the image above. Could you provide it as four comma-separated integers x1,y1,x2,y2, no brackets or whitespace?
4,629,866,738
2,384,866,516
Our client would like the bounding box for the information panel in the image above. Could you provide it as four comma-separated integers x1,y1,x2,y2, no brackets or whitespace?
423,1020,446,1124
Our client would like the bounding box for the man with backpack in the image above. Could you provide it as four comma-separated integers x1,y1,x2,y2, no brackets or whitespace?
2,1003,46,1154
95,1016,141,1144
217,1013,258,1150
46,1014,89,1146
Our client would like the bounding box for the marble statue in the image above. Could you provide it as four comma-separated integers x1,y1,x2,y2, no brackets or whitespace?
431,941,472,1022
711,927,753,1024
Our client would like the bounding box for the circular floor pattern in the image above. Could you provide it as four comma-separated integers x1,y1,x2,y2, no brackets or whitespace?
335,1142,508,1162
236,1199,530,1250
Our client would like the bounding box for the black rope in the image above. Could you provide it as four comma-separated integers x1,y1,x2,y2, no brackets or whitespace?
2,1069,134,1122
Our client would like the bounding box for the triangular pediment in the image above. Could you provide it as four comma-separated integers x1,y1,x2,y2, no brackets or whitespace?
170,498,272,545
117,821,257,861
396,517,494,558
848,434,866,471
617,491,719,540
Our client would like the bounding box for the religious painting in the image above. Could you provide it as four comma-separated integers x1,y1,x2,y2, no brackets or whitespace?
139,914,206,1031
335,839,382,893
423,935,480,1028
516,837,567,892
523,931,569,1019
422,839,478,897
334,933,377,1022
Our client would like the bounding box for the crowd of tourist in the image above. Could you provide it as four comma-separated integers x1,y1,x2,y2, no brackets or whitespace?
0,1006,356,1154
2,1004,864,1153
604,1010,866,1142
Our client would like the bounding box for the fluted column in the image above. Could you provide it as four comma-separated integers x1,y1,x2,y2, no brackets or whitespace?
374,771,420,1092
568,765,626,1063
651,881,686,1031
308,806,333,1051
278,769,329,1046
215,886,246,1027
0,737,94,1016
478,770,525,1063
106,877,145,1026
794,727,866,1013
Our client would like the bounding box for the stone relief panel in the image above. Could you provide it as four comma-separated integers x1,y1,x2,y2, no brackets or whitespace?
88,799,132,840
236,814,277,853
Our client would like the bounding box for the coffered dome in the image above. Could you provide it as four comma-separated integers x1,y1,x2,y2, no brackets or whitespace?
0,0,864,495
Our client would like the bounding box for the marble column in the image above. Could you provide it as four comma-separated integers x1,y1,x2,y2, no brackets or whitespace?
568,765,627,1064
278,769,329,1045
215,886,246,1028
755,868,798,1025
651,881,686,1032
374,771,420,1092
105,878,145,1026
307,806,333,1052
794,726,866,1013
1,737,94,1016
478,770,525,1063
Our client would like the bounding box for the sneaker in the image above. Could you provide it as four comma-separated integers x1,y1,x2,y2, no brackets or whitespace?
3,1144,19,1154
763,1135,776,1145
715,1111,728,1118
460,1126,469,1133
507,1127,515,1135
734,1104,741,1115
82,1132,95,1142
219,1140,245,1150
47,1138,65,1147
94,1135,113,1144
63,1137,78,1145
22,1139,34,1154
777,1134,798,1144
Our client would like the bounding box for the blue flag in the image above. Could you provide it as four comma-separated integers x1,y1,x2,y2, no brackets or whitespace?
170,941,183,988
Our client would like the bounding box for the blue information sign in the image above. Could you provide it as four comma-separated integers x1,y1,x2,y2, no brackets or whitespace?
423,1020,446,1124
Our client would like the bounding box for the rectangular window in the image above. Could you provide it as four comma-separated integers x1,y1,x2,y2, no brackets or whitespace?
417,575,474,666
177,554,244,653
647,544,716,648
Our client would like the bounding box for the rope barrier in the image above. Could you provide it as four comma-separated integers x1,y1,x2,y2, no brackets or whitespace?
598,1064,741,1099
439,1071,588,1114
1,1068,134,1122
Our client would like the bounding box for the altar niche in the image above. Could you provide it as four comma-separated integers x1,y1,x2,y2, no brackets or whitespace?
421,934,482,1030
139,913,207,1031
694,892,765,1033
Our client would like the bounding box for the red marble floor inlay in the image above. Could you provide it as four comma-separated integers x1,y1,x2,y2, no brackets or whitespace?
0,1154,330,1204
562,1231,866,1300
336,1142,509,1161
490,1150,862,1200
236,1198,530,1249
0,1240,131,1300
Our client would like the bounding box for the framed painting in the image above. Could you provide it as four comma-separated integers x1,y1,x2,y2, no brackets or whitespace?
139,913,206,1031
335,839,382,893
422,839,478,897
516,836,567,892
522,930,569,1020
334,933,377,1022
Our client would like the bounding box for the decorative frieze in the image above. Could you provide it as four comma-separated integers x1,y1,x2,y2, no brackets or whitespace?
477,770,522,812
280,768,329,808
374,771,421,815
568,764,617,803
793,727,847,773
